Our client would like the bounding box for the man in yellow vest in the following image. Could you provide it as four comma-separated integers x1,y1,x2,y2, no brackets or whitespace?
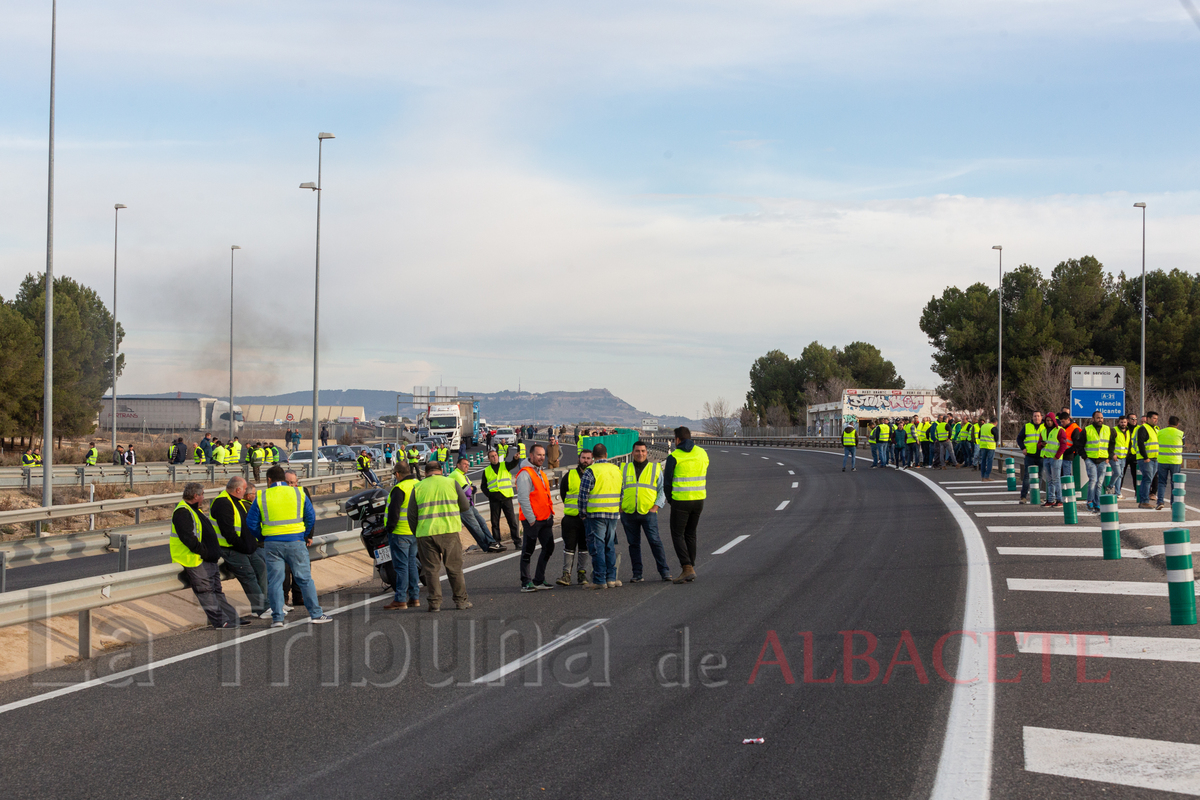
193,442,205,464
842,423,858,472
407,446,421,479
451,457,503,552
556,447,593,585
170,482,243,628
357,450,379,488
383,462,422,610
578,442,624,588
84,442,98,466
620,440,673,583
247,464,329,625
1133,410,1159,508
977,416,998,479
1156,415,1185,511
664,426,709,584
1018,411,1045,504
1108,414,1135,499
211,439,227,466
227,437,242,465
481,448,523,549
1083,411,1113,512
209,475,269,619
406,461,473,611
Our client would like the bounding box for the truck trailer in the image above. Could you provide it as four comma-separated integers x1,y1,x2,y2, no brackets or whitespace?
99,397,243,435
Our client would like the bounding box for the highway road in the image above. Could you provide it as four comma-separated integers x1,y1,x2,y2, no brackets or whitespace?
4,445,1192,797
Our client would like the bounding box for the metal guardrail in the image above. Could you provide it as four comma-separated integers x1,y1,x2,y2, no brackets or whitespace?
0,459,360,491
0,528,362,660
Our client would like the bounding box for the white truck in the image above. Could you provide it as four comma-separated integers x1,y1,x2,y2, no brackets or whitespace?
100,397,243,435
426,401,474,451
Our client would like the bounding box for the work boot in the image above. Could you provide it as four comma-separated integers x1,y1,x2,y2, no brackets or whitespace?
673,565,696,584
556,571,571,586
1138,502,1153,509
577,569,588,584
383,601,408,610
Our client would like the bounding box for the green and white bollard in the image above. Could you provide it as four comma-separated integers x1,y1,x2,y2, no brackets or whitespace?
1103,462,1113,494
1005,457,1016,491
1029,465,1040,505
1062,474,1079,524
1164,528,1197,625
1173,472,1187,524
1099,493,1121,560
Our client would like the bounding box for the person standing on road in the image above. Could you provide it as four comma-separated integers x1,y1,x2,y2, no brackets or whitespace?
867,421,880,468
247,464,330,626
578,443,623,589
1084,411,1113,512
210,476,270,620
1109,414,1135,499
1058,410,1084,485
620,441,673,582
664,426,708,585
516,443,556,592
905,416,921,468
450,457,503,552
842,423,858,472
1018,411,1045,504
1038,413,1064,507
547,435,561,469
407,461,473,611
893,421,908,469
557,447,593,585
482,448,523,549
406,445,421,480
170,482,244,629
876,418,892,468
1155,415,1185,511
383,462,421,610
977,416,997,479
320,426,328,447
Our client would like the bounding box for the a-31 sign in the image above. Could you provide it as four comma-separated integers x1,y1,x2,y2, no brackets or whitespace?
1070,389,1125,418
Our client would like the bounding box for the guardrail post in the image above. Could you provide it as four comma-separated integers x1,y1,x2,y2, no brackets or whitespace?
78,609,92,660
23,467,31,491
1028,465,1040,505
115,534,130,571
207,464,215,483
134,508,141,526
1005,457,1016,491
1165,528,1197,625
0,551,6,592
77,466,86,489
1099,493,1121,560
168,464,176,485
1062,475,1078,524
35,520,43,537
1173,472,1187,524
127,465,135,490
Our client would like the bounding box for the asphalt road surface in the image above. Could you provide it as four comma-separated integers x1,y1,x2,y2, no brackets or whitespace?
0,447,979,799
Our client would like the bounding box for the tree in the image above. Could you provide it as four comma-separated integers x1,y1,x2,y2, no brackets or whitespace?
746,349,802,422
0,303,39,438
837,342,905,389
747,341,907,423
701,397,736,437
764,403,791,428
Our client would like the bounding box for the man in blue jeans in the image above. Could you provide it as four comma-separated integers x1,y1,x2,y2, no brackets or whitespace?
867,422,880,467
619,442,673,582
247,464,330,626
842,423,858,472
383,462,422,610
578,443,622,588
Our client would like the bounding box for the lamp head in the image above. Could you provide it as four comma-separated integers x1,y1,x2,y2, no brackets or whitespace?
1134,202,1146,208
114,203,126,210
317,132,335,140
299,182,318,190
231,245,241,251
992,245,1002,251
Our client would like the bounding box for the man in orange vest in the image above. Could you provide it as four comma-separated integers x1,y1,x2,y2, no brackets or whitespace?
516,443,556,592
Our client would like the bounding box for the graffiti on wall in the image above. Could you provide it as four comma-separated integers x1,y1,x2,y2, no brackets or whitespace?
841,390,948,428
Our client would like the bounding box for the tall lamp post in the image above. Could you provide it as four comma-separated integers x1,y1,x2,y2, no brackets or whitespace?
42,0,58,512
993,244,1003,445
111,203,126,453
229,245,241,441
1134,202,1146,418
301,132,334,473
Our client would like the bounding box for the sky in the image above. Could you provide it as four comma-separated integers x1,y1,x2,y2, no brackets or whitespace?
2,1,1200,419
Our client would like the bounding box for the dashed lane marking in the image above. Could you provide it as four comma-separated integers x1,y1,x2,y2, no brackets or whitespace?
473,618,609,684
1017,632,1200,663
954,491,1019,497
788,470,794,475
775,500,790,511
761,456,769,460
963,500,1018,505
776,461,785,465
1023,726,1200,795
792,482,799,488
712,535,751,554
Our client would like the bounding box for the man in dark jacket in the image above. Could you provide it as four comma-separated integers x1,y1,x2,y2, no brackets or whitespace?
171,482,244,628
210,476,269,619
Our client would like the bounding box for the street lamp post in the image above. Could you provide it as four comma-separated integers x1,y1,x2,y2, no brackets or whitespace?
993,245,1003,446
301,132,334,474
1134,202,1147,418
111,203,126,453
229,245,241,441
42,0,58,513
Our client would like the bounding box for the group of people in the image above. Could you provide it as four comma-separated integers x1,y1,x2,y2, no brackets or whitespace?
1015,408,1185,512
377,425,710,611
843,414,1001,477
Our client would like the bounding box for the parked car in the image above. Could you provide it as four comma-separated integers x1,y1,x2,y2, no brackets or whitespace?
405,442,433,461
350,445,384,462
318,445,356,462
493,427,517,445
287,450,330,466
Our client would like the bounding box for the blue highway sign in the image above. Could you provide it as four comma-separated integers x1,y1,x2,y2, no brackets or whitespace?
1070,388,1125,418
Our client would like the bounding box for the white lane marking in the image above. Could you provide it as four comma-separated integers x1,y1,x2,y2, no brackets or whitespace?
775,500,790,511
761,456,769,460
1017,632,1200,663
954,491,1018,497
721,450,728,453
1007,578,1189,596
791,482,799,488
776,461,785,466
997,546,1163,558
741,452,749,456
963,501,1018,505
989,521,1200,533
1024,726,1200,795
0,536,550,716
940,481,989,486
788,470,795,475
712,535,751,554
472,618,608,684
976,508,1165,517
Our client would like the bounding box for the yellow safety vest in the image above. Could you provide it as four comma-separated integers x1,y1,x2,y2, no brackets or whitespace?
85,448,98,465
934,422,949,442
194,446,204,464
670,445,709,501
918,422,931,442
585,462,622,513
977,423,996,450
413,475,461,537
1085,424,1112,460
1040,428,1061,459
497,443,508,459
876,423,891,443
1112,428,1131,460
228,443,242,464
843,429,857,446
213,445,227,464
255,485,307,537
517,443,527,459
621,460,661,515
209,490,243,548
169,500,206,568
386,477,417,536
1022,423,1043,455
484,463,515,498
563,468,585,516
357,454,371,470
437,447,448,463
407,448,419,464
1158,427,1184,466
1134,424,1159,460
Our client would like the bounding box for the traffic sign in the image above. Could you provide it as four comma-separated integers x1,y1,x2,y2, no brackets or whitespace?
286,413,294,421
1071,365,1126,390
1070,389,1125,418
